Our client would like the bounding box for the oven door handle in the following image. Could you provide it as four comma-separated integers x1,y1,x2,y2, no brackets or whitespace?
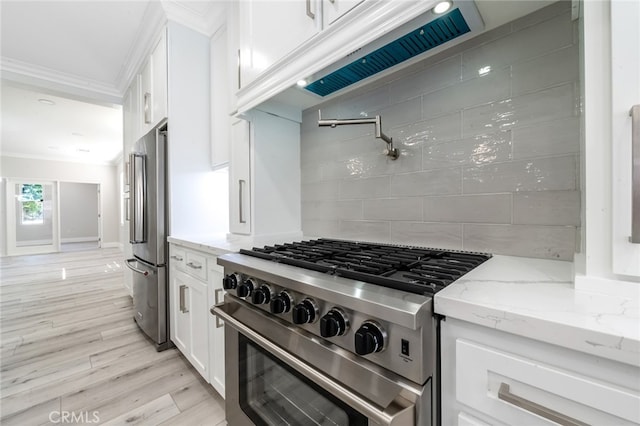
211,303,414,426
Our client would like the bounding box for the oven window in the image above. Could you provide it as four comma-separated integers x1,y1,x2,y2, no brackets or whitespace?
239,336,368,426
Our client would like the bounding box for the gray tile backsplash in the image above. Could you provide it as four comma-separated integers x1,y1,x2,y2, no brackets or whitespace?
300,2,579,260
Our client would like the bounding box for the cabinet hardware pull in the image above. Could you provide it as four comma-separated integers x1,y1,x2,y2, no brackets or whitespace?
170,255,183,261
306,0,315,19
179,285,189,313
630,104,640,243
498,383,588,426
239,179,246,224
237,49,241,90
186,262,202,269
144,92,151,124
214,288,224,328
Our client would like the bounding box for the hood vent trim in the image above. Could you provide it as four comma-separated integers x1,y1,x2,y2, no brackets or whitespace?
305,8,471,97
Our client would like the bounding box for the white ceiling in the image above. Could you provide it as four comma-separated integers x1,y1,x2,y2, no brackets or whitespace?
0,0,224,165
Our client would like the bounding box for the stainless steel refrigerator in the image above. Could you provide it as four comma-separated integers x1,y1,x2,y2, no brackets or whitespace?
126,121,171,351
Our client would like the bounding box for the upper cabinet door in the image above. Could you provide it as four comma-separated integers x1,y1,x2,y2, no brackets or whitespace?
611,0,640,277
322,0,363,27
239,0,320,88
151,29,168,126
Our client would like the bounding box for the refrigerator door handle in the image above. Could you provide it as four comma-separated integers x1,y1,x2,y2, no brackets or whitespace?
129,152,147,244
126,258,150,276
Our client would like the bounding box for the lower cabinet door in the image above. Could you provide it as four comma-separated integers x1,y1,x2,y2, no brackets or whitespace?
188,276,209,379
171,269,190,354
209,262,225,397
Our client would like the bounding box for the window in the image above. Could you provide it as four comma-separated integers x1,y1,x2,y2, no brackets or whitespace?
20,184,44,225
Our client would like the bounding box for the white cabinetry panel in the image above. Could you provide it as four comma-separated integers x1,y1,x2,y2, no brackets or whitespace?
322,0,362,27
238,0,320,88
229,118,251,235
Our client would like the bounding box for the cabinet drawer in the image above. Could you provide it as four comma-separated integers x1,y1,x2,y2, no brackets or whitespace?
456,339,640,425
184,250,207,281
169,246,186,270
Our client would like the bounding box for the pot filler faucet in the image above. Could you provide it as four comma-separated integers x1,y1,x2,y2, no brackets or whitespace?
317,110,399,160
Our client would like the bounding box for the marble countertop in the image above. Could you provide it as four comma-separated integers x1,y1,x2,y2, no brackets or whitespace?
168,234,639,366
435,255,640,366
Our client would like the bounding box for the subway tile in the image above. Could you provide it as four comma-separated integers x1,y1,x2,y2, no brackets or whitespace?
392,113,462,147
510,1,572,32
423,194,511,223
301,166,323,184
512,117,579,159
302,219,340,238
512,45,579,95
422,131,512,170
330,148,422,179
301,180,339,201
339,134,379,160
389,55,461,104
390,222,463,250
513,191,580,226
463,155,577,193
390,168,462,197
336,200,364,220
461,11,573,80
422,68,510,120
373,97,422,129
463,224,576,260
363,198,423,221
338,86,390,119
339,176,391,199
462,83,576,137
301,133,340,166
339,220,390,242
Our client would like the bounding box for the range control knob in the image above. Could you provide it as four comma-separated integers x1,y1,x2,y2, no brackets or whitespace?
251,285,272,305
320,308,349,337
292,299,319,324
236,278,255,298
354,321,385,355
270,291,292,314
222,273,241,290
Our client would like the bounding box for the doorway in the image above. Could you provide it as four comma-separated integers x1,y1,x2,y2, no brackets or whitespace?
5,179,102,256
5,179,60,255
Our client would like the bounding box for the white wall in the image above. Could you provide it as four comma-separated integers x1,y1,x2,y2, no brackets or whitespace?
0,156,119,255
59,182,99,241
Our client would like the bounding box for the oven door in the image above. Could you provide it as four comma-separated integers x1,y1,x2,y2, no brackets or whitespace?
213,297,428,426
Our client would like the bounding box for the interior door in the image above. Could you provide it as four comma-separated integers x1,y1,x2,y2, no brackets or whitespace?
6,179,60,255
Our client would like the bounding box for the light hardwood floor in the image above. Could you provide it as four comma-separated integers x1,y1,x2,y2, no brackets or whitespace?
0,247,225,425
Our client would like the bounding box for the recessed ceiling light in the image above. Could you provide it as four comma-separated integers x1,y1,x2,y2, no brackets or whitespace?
47,145,59,150
77,148,90,153
38,98,56,105
297,80,308,87
433,1,452,14
72,132,84,137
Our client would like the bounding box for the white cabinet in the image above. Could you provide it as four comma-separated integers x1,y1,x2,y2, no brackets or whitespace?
238,0,320,89
228,110,301,238
322,0,362,27
169,244,209,380
169,242,226,396
140,29,168,135
229,118,251,235
210,25,231,169
208,260,225,398
441,318,640,426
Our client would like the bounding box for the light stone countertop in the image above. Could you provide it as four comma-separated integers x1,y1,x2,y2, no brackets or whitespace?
168,235,639,366
435,255,640,367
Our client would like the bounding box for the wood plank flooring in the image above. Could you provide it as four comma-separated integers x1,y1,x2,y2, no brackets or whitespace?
0,248,225,425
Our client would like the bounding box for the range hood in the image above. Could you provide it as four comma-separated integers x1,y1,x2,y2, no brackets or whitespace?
301,1,484,98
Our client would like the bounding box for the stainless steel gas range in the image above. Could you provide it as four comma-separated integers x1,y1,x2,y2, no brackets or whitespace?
212,239,490,426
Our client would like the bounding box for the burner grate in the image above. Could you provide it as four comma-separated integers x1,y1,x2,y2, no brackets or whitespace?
239,239,491,295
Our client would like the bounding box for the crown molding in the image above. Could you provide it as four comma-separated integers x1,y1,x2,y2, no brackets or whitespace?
161,0,227,37
0,152,118,167
115,1,167,94
0,57,122,104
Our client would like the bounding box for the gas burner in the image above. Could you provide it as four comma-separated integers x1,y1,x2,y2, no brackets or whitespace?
239,238,490,296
